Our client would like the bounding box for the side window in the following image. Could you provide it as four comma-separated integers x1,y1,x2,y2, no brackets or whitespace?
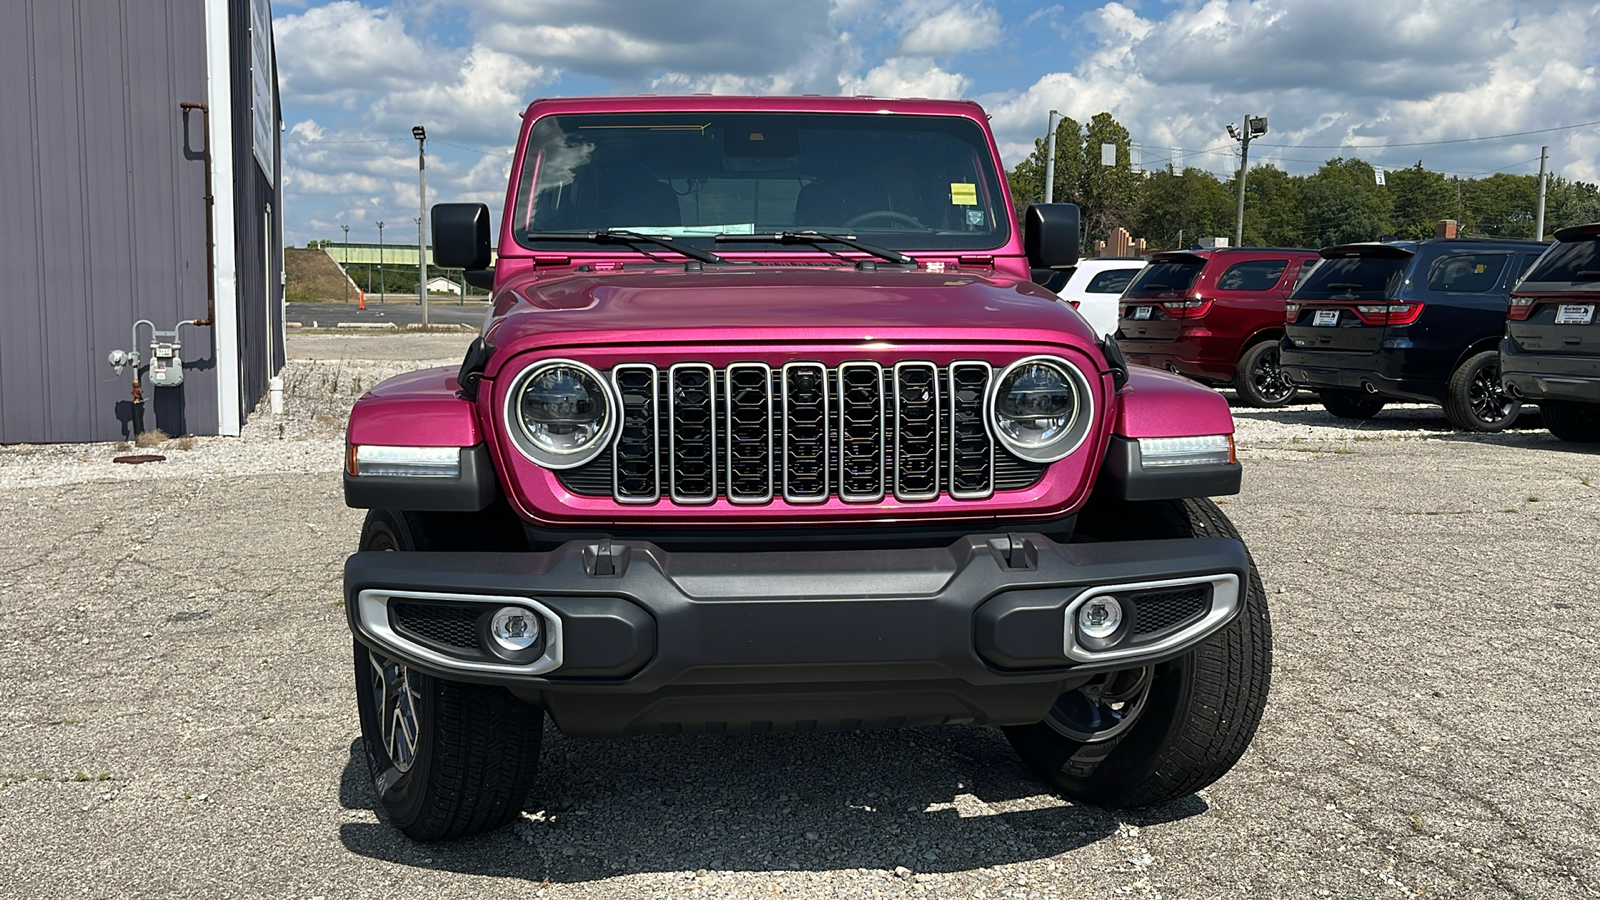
1084,268,1139,293
1216,259,1288,291
1425,253,1508,293
1293,259,1319,289
1512,253,1539,282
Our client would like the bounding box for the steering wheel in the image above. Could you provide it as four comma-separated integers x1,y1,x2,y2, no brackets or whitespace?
844,209,925,230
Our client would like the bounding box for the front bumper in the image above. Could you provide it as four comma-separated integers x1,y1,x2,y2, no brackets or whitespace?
1500,337,1600,403
345,533,1250,736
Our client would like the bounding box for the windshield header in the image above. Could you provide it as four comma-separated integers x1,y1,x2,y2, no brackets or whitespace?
510,112,1010,255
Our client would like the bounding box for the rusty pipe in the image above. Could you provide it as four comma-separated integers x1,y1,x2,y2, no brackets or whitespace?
180,102,216,328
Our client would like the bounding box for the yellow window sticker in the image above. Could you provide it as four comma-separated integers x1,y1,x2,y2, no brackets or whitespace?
950,183,978,206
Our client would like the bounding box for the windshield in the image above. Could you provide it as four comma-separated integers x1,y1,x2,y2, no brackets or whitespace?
1292,255,1410,301
511,112,1009,253
1521,238,1600,285
1124,260,1204,297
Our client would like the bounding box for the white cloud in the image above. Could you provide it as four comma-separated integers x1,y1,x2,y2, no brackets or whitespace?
275,2,440,106
840,58,969,98
897,2,1003,56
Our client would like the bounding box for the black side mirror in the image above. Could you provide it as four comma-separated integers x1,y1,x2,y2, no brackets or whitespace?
433,203,493,284
1025,204,1080,269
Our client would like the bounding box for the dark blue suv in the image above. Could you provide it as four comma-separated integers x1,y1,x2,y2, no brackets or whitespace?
1280,238,1548,431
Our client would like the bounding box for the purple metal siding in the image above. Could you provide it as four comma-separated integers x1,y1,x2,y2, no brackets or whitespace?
0,0,225,443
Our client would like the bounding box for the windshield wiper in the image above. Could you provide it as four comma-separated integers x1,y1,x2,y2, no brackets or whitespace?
715,231,916,265
524,229,728,265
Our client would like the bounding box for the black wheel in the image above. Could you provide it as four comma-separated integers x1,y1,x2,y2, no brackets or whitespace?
1444,350,1521,432
1319,389,1386,420
1541,400,1600,443
1232,340,1298,407
353,510,544,841
1005,498,1273,808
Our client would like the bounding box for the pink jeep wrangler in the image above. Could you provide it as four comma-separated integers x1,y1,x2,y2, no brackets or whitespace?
343,96,1271,841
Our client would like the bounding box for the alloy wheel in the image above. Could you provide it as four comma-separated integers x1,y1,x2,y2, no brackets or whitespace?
1469,361,1515,425
1250,346,1295,404
368,650,422,772
1043,667,1153,743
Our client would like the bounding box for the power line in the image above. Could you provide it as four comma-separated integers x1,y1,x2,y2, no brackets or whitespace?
1253,118,1600,150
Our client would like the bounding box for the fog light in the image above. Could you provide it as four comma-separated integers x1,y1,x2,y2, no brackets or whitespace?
490,607,540,652
1078,596,1124,641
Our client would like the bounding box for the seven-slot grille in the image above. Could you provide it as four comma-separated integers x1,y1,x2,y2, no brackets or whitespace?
583,361,1042,505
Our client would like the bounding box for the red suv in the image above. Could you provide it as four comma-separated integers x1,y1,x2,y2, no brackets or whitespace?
1117,248,1321,406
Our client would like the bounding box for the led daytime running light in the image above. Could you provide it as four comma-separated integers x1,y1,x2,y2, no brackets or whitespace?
1139,435,1234,468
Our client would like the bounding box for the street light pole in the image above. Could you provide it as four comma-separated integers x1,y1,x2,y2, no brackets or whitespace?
1044,109,1060,204
377,220,385,303
341,224,349,304
413,125,428,327
1535,145,1549,241
1228,114,1268,248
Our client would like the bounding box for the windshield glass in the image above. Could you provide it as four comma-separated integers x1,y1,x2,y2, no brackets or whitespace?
1292,255,1410,301
1124,260,1204,297
511,112,1009,253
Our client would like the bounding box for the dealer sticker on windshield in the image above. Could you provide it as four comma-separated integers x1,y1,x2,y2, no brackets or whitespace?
1132,306,1153,320
1313,309,1340,327
1555,304,1595,325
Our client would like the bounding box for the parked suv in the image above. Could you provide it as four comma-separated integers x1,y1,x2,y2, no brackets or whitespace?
341,95,1271,842
1501,223,1600,442
1044,258,1146,338
1280,238,1547,430
1116,248,1322,407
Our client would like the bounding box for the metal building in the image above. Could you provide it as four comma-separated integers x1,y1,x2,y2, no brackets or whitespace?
0,0,283,443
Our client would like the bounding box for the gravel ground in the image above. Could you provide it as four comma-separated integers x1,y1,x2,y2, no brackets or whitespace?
0,334,1596,899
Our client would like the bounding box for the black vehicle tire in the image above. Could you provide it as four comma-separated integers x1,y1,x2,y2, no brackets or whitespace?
1004,498,1272,808
1319,389,1386,420
1540,400,1600,443
1232,340,1298,407
1444,350,1521,432
353,509,544,841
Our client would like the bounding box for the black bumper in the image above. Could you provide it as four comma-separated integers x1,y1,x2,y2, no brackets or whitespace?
1279,348,1443,403
1500,337,1600,403
345,533,1250,737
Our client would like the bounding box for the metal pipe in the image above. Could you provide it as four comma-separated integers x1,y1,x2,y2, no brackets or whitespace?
1535,146,1549,241
1044,110,1059,204
179,102,216,327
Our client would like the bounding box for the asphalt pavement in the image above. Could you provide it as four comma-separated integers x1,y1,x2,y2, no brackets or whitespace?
289,298,489,330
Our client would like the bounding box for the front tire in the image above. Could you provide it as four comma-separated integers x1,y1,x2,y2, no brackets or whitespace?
1233,340,1298,407
1444,350,1520,432
1005,498,1272,808
1319,389,1386,420
353,510,544,841
1541,400,1600,442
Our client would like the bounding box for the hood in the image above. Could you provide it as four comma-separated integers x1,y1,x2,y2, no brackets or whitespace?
483,266,1097,363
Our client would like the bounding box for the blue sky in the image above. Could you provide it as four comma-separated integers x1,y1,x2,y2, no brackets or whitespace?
272,0,1600,247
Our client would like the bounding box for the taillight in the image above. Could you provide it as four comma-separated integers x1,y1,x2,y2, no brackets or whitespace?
1507,296,1535,321
1352,302,1424,326
1159,299,1213,318
1284,302,1300,323
1070,300,1081,309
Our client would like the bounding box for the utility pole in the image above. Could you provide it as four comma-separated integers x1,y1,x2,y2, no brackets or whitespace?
1044,110,1060,204
413,125,429,327
341,224,349,304
377,220,385,303
1227,114,1269,247
1535,145,1549,241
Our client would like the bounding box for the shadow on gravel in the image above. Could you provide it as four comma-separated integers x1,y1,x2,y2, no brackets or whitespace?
337,726,1208,882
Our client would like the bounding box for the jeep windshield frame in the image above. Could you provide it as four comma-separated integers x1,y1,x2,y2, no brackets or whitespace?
509,111,1011,255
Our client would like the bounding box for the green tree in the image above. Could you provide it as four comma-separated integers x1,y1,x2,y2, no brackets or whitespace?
1300,157,1393,246
1239,165,1307,247
1135,167,1234,250
1386,163,1456,240
1077,112,1143,249
1546,176,1600,233
1462,173,1539,238
1005,115,1084,218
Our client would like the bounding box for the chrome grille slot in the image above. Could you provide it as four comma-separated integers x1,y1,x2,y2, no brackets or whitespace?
893,362,940,501
612,364,660,502
947,361,994,499
837,362,885,502
782,362,830,503
669,363,717,503
725,363,774,503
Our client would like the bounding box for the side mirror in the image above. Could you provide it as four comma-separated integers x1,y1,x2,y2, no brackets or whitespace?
1025,204,1080,269
432,202,493,273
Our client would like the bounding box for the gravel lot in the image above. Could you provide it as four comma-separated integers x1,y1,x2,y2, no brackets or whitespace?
1,333,1596,899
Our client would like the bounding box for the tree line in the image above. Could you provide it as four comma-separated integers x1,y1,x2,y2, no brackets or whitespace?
1007,113,1600,251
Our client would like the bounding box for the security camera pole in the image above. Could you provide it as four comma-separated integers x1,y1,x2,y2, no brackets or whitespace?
413,125,428,328
1044,110,1060,204
1228,114,1268,247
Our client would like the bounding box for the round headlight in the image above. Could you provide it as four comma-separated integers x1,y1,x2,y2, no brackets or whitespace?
504,360,618,468
989,356,1094,463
